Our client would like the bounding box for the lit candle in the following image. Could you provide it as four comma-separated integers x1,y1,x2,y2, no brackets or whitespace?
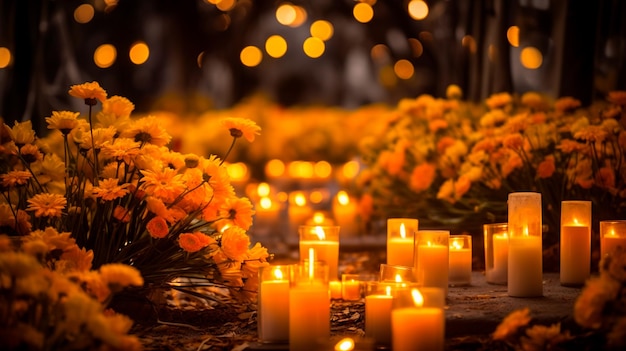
391,288,445,351
387,218,418,267
329,280,342,299
507,192,543,297
299,225,341,280
258,265,291,343
253,196,281,237
332,191,359,237
341,274,361,301
306,211,335,226
289,261,330,351
365,283,394,347
288,191,313,240
448,235,472,286
560,201,591,287
415,230,450,296
600,220,626,257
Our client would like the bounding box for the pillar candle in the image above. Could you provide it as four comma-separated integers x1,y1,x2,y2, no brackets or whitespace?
288,191,313,240
391,288,444,351
299,225,340,281
365,284,394,347
387,218,418,267
415,230,450,296
507,192,543,297
253,196,281,237
341,274,361,301
560,201,591,286
332,191,359,237
483,223,508,284
329,280,342,299
258,265,291,343
448,235,472,286
600,220,626,257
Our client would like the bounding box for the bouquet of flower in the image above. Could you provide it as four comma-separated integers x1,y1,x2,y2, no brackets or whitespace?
357,86,626,246
0,81,270,306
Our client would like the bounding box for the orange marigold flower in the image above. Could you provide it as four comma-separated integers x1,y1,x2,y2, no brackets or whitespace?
409,163,436,193
121,115,172,147
26,193,67,217
220,226,250,262
146,216,169,238
493,308,532,340
536,155,556,179
574,126,608,143
140,168,186,202
429,118,449,133
179,232,204,253
193,232,216,247
485,92,512,110
113,206,131,223
557,139,585,154
221,117,261,142
46,111,81,134
99,263,144,289
454,175,472,198
1,170,32,187
446,84,463,99
102,95,135,118
503,133,525,150
437,136,456,154
7,120,35,145
554,97,581,113
92,178,129,201
219,197,255,231
68,81,107,105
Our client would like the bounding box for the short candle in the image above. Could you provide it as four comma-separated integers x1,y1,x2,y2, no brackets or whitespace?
560,201,591,287
600,220,626,257
387,218,418,267
448,235,472,286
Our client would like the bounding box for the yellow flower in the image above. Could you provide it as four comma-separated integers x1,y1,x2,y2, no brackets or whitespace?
409,163,436,193
0,251,42,277
45,110,81,134
492,307,531,340
1,170,32,187
68,81,107,105
485,92,513,110
218,196,255,231
220,226,250,262
99,263,144,291
102,95,135,118
121,115,172,146
178,232,205,253
520,323,571,351
221,117,261,142
6,120,36,145
91,178,129,201
446,84,463,99
574,275,621,329
26,193,67,217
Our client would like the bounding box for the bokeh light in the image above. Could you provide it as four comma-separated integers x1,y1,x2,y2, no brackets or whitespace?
74,4,95,23
507,26,520,47
94,44,117,68
394,59,414,79
353,3,374,23
265,35,288,58
520,46,543,69
310,20,334,41
129,41,149,65
0,47,12,68
303,37,325,58
240,45,262,67
408,0,429,20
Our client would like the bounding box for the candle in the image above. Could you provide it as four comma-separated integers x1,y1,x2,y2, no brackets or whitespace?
258,265,291,343
560,201,591,287
387,218,418,267
391,288,444,351
306,211,335,226
415,230,450,296
365,283,394,347
600,220,626,257
507,192,543,297
379,263,416,283
289,262,330,351
448,235,472,286
332,191,359,237
288,191,313,240
329,280,342,299
253,196,281,237
484,223,508,284
299,225,341,280
342,274,361,301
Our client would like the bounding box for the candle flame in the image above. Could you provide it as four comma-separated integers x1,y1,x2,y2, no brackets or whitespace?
257,182,271,197
523,226,529,236
610,229,616,237
312,211,326,224
334,337,355,351
451,239,463,250
573,217,580,225
337,191,350,205
314,226,326,240
308,248,315,281
385,285,392,296
260,197,272,209
411,288,424,307
273,267,284,280
294,193,307,206
400,223,406,239
395,274,403,283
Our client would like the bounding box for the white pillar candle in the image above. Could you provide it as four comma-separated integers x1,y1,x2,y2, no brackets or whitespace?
560,201,591,286
391,288,444,351
288,191,313,240
387,218,418,267
289,262,330,351
415,230,450,296
258,265,291,343
299,225,340,281
600,220,626,257
341,274,361,301
329,280,342,299
365,283,394,347
483,223,508,284
332,191,359,237
448,235,472,286
507,192,543,297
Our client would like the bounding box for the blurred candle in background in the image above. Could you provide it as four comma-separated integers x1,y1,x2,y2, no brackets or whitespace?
600,220,626,257
332,190,359,237
448,234,472,286
560,200,591,287
288,191,313,241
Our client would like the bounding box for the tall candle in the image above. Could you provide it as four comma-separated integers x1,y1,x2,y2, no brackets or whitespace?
299,225,340,280
258,265,291,343
484,223,508,284
508,192,543,297
448,235,472,286
332,191,359,237
560,201,591,287
387,218,418,267
365,283,394,347
600,220,626,257
391,288,444,351
288,191,313,240
253,196,281,237
289,262,330,351
415,230,450,296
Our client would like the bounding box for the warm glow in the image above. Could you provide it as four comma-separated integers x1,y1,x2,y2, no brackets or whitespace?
266,159,285,177
227,162,248,180
451,239,463,250
371,44,390,63
309,247,315,279
0,47,11,68
385,285,392,296
289,161,314,178
303,37,325,58
314,160,332,178
462,35,477,53
129,41,150,65
277,191,288,202
273,267,284,280
216,0,235,11
408,38,423,58
257,182,271,197
314,226,326,240
524,226,529,236
240,45,262,67
394,59,414,79
259,197,272,210
310,20,334,41
379,65,397,87
312,211,327,224
334,337,355,351
395,274,403,283
310,190,324,204
411,288,424,307
276,3,296,25
408,0,429,20
94,44,117,68
74,4,95,23
337,191,350,206
265,35,288,58
400,223,407,239
294,193,307,206
507,26,520,47
520,47,543,69
342,160,360,179
291,6,307,27
353,3,374,23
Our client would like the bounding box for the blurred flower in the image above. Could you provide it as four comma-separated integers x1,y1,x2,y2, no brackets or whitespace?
492,308,531,341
